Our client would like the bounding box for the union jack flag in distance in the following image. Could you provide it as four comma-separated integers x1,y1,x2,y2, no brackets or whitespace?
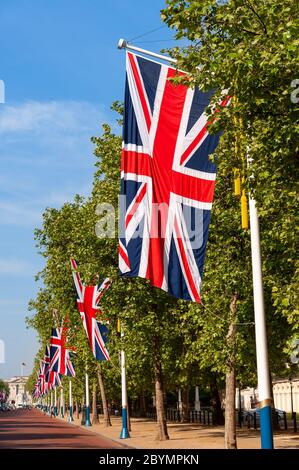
70,258,111,361
119,52,228,302
49,327,75,377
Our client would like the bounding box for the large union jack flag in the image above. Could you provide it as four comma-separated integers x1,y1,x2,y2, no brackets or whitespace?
49,327,75,377
119,52,227,303
70,258,111,361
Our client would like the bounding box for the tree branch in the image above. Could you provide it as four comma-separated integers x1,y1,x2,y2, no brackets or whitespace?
242,28,260,35
245,0,268,35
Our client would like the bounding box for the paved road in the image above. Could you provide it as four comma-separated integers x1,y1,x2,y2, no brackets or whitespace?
0,408,125,448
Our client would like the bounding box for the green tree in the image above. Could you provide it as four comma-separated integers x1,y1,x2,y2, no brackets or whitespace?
162,0,298,447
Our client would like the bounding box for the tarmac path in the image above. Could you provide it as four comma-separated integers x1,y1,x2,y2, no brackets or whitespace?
0,408,125,449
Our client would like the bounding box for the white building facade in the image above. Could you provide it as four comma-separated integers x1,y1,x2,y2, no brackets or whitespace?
273,379,299,413
6,376,32,406
236,379,299,412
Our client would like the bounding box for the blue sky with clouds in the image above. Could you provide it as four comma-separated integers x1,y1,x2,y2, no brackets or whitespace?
0,0,178,379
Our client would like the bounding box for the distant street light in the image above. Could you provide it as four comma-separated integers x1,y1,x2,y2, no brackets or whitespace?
289,376,294,416
21,362,26,377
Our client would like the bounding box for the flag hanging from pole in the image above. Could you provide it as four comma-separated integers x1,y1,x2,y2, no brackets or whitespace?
70,258,111,361
49,327,76,377
119,52,227,302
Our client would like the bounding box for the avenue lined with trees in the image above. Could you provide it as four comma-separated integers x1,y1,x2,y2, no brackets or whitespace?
26,0,298,449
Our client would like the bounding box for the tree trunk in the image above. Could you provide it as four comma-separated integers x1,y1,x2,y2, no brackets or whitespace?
139,391,147,417
97,363,111,427
92,383,99,424
181,387,190,422
210,378,225,425
153,335,169,441
224,294,238,449
75,400,79,420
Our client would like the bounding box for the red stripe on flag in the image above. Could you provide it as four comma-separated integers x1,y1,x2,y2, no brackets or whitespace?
125,183,147,228
173,216,201,303
119,243,130,268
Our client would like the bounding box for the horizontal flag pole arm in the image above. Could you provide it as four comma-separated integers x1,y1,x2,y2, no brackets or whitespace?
117,38,177,65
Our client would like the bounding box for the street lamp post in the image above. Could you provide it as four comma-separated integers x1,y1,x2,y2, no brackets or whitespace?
289,376,297,432
289,377,294,416
238,385,242,427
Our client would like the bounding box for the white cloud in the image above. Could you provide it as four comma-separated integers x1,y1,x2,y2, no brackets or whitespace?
0,258,34,276
0,100,110,226
0,100,106,134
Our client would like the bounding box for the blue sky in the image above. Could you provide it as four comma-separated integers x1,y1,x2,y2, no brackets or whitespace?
0,0,179,379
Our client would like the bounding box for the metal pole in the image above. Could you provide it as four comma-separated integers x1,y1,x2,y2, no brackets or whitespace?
238,386,242,427
54,387,58,416
118,38,177,64
60,387,64,418
50,390,53,416
177,388,183,421
289,379,294,415
249,196,273,448
85,372,91,426
195,386,201,412
120,324,130,439
69,380,74,422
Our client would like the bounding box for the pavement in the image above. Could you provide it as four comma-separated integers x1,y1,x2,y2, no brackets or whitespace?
1,408,298,449
0,408,125,448
59,413,299,449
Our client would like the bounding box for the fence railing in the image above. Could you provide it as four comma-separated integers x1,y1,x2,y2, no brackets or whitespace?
131,407,298,432
132,407,215,425
242,410,298,432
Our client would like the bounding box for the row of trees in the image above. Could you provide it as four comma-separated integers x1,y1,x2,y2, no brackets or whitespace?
27,0,298,448
0,379,9,403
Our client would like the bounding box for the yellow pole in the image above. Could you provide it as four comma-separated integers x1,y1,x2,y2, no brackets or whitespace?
241,178,249,229
234,168,241,196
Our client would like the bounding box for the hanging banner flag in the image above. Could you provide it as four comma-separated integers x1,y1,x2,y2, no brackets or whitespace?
119,52,227,302
70,258,111,361
45,370,62,390
49,327,76,377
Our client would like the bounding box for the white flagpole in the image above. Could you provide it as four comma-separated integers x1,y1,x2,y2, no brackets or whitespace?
85,371,91,426
249,195,273,448
69,380,74,422
119,321,130,439
60,387,64,418
118,39,177,64
54,387,58,416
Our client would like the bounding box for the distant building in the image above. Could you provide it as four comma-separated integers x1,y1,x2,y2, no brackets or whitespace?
273,379,299,413
6,376,32,406
236,379,299,412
